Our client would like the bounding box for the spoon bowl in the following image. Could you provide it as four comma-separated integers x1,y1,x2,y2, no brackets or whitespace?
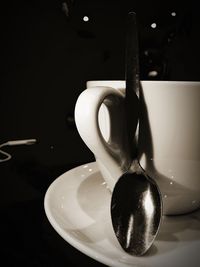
111,160,162,255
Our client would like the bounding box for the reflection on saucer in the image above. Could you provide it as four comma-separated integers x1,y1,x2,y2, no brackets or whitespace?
44,162,200,267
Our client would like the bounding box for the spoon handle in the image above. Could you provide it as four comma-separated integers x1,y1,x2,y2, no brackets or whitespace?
125,12,140,98
125,12,140,159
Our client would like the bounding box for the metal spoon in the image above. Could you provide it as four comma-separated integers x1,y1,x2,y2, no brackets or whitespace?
111,12,162,256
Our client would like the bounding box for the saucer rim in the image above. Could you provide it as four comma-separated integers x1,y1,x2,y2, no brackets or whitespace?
44,161,127,267
44,161,200,267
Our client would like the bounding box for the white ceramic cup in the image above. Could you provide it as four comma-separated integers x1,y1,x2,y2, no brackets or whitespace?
75,80,200,215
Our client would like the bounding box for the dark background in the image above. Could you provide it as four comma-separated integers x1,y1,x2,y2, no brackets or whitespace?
1,0,200,266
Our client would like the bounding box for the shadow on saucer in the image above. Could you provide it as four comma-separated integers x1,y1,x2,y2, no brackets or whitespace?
76,170,200,258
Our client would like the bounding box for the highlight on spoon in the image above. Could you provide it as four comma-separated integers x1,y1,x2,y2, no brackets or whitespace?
111,171,162,256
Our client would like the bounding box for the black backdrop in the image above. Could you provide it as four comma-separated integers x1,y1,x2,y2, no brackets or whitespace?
1,0,200,266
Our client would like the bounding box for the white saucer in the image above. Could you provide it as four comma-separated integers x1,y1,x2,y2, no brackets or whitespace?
44,162,200,267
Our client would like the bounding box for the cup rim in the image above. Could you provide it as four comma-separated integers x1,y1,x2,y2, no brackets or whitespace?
87,80,200,84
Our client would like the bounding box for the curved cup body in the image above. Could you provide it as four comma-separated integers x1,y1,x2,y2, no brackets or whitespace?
75,80,200,215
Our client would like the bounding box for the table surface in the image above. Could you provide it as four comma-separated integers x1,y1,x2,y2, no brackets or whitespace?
1,158,107,267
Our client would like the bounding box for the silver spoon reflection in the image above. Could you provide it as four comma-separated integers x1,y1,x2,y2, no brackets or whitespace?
110,12,162,256
111,160,162,255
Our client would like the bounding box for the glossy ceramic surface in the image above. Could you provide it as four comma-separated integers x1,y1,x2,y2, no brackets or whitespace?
75,81,200,215
44,162,200,267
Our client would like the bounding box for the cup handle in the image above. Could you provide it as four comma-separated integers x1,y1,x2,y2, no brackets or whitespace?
75,86,132,188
